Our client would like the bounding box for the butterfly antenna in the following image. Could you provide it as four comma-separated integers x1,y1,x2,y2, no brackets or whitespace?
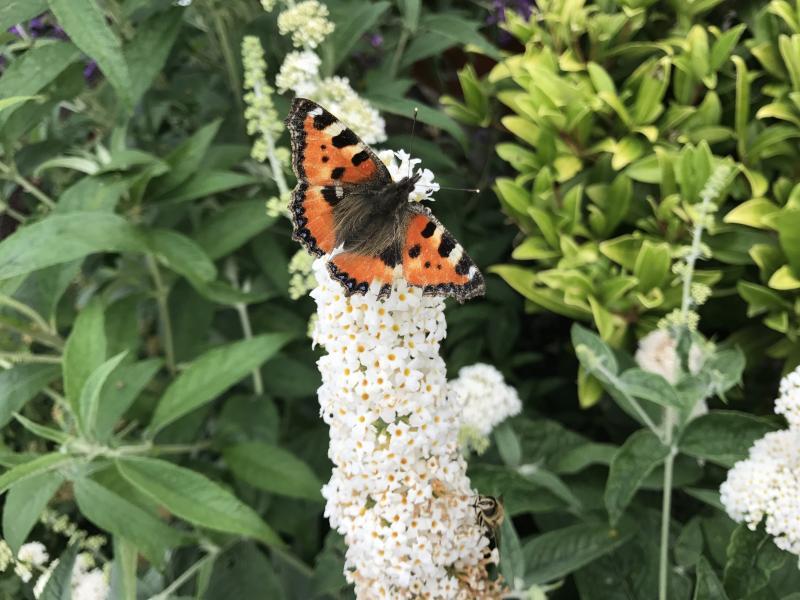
408,107,418,179
428,185,481,194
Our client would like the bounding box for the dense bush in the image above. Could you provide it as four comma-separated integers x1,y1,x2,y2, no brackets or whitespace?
448,0,800,396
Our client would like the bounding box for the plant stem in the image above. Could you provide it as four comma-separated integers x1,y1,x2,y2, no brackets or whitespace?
146,255,176,375
0,352,61,364
658,444,677,600
390,28,410,77
252,78,290,197
235,302,264,394
211,4,243,115
0,160,56,209
149,547,220,600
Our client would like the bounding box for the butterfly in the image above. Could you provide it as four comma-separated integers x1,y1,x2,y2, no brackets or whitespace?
285,98,485,303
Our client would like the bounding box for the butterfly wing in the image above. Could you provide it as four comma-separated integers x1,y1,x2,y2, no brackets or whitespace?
401,207,485,303
327,251,396,298
286,98,391,256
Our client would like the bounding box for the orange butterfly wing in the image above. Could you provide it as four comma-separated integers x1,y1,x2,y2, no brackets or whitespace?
401,210,485,303
286,98,391,256
327,252,395,297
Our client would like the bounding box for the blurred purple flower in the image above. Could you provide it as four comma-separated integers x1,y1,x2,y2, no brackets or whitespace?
8,25,23,37
83,60,99,81
487,0,534,25
369,33,383,48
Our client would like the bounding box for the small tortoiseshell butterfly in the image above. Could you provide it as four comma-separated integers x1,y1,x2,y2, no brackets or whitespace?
285,98,485,303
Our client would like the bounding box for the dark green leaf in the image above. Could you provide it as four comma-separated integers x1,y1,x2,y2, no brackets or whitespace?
63,297,106,410
194,200,276,260
0,213,145,280
39,544,78,600
605,429,669,525
723,524,786,598
523,522,633,583
116,456,283,547
366,94,467,148
205,542,285,600
152,119,222,195
679,411,776,467
149,334,290,433
324,1,390,70
0,0,47,32
78,351,127,437
3,470,63,554
124,7,183,105
223,441,322,502
0,453,73,495
0,42,81,127
74,476,184,566
48,0,132,107
145,229,216,282
95,358,162,441
694,556,728,599
0,364,59,427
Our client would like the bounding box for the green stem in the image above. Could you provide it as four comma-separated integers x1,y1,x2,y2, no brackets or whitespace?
390,28,410,76
235,302,264,395
211,5,243,115
0,352,61,364
0,160,56,209
149,547,220,600
658,445,677,600
253,79,290,196
0,292,59,338
146,255,176,375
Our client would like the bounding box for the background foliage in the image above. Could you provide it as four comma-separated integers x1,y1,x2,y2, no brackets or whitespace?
0,0,798,599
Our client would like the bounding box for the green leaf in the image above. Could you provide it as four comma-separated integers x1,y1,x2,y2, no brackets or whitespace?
124,7,183,106
63,297,106,410
149,334,290,433
768,264,800,290
499,517,525,585
78,351,128,437
0,453,73,495
605,429,669,525
152,119,222,196
723,524,786,598
116,456,283,547
523,522,633,583
39,544,78,600
74,476,184,566
634,240,671,291
223,442,322,502
494,421,522,467
145,229,216,282
324,1,390,70
0,42,81,128
0,213,146,280
157,170,259,205
694,556,728,600
3,470,63,554
676,518,704,568
679,411,776,467
109,538,137,600
194,200,276,260
0,364,60,427
619,369,682,409
723,199,780,229
776,209,800,274
14,414,70,444
205,542,285,600
572,323,618,374
95,358,162,441
366,94,467,148
0,0,47,32
48,0,132,107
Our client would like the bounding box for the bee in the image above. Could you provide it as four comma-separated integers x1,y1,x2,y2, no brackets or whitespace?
473,495,504,540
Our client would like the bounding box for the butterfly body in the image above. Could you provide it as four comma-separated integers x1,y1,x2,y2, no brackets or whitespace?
286,98,484,302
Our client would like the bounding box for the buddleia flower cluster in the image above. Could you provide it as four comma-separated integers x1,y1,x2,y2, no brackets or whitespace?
241,35,282,164
265,0,386,144
720,366,800,557
311,260,505,598
449,363,521,454
306,160,505,597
